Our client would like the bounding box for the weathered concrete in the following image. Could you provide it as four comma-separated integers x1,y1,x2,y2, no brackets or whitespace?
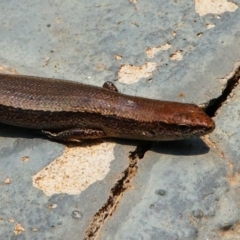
0,0,240,239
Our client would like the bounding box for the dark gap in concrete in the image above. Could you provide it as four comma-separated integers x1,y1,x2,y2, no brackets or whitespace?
83,153,139,240
205,66,240,117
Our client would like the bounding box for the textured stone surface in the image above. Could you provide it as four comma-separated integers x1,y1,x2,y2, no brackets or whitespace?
98,140,228,240
0,0,240,239
0,128,131,239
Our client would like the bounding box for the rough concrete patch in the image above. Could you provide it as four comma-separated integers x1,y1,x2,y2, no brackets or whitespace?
118,62,157,84
146,43,172,58
32,142,116,196
215,194,240,231
220,222,240,239
195,0,238,16
170,50,183,61
229,171,240,186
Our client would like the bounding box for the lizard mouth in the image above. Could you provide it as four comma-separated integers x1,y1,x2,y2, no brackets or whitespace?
205,118,215,134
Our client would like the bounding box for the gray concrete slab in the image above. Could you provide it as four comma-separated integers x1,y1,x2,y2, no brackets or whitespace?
0,130,132,239
98,139,226,240
0,0,240,239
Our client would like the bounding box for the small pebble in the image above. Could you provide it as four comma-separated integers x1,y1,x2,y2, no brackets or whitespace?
149,204,155,209
72,210,83,219
155,189,166,196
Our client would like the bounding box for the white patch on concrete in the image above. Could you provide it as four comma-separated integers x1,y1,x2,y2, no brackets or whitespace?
32,142,116,196
195,0,238,16
0,65,18,74
115,54,122,60
14,223,25,235
118,62,157,84
146,43,172,58
206,23,215,29
170,50,183,61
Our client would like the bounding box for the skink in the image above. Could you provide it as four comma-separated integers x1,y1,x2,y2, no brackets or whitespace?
0,74,215,142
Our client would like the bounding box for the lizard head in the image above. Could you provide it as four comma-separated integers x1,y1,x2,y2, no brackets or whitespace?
157,103,215,140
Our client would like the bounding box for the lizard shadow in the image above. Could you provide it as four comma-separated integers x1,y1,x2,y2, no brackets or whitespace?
151,138,210,156
116,137,211,159
0,124,42,140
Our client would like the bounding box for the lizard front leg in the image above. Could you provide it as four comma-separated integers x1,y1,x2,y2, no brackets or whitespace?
42,128,106,142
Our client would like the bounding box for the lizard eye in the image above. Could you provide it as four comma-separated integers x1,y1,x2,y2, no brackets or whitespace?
178,124,190,132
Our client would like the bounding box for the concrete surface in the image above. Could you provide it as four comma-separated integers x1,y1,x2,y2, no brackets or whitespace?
0,0,240,239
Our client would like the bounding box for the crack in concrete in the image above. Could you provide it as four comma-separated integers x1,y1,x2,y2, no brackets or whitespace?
205,63,240,117
202,63,240,184
83,152,139,240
